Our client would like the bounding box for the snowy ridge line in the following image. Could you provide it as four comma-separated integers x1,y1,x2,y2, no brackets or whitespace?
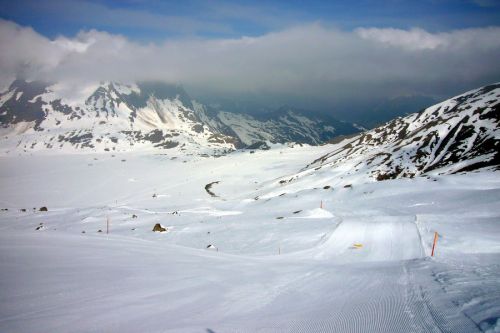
268,83,500,191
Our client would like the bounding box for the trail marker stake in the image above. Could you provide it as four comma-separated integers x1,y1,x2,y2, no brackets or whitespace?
431,232,438,256
320,200,323,209
106,216,110,234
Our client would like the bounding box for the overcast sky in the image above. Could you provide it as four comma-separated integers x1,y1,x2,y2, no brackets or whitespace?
0,0,499,110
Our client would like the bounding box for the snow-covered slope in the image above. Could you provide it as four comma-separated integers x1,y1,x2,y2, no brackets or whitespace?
0,80,360,155
270,83,500,194
0,145,499,332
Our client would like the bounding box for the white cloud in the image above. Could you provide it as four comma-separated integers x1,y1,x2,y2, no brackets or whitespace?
356,26,500,51
356,27,448,50
53,36,94,53
1,19,499,105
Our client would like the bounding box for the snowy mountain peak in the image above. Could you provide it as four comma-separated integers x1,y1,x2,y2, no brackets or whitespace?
299,83,500,183
0,80,238,155
0,79,360,155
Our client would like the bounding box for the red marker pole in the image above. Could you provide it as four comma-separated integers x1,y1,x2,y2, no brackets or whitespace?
431,232,438,256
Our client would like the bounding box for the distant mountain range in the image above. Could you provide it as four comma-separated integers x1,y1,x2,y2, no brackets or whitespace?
0,80,360,154
1,79,499,181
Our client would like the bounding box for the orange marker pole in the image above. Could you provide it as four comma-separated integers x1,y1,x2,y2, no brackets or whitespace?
431,232,438,256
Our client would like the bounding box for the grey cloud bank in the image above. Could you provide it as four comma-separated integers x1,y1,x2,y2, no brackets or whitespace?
1,19,499,109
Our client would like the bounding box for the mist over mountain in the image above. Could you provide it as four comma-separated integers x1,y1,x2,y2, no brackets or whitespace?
1,18,500,119
330,95,438,129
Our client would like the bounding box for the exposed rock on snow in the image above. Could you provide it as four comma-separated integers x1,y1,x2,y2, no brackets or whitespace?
204,181,220,197
245,141,270,150
152,223,167,232
292,83,500,185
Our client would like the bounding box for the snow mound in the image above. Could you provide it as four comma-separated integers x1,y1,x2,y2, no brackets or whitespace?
298,208,334,219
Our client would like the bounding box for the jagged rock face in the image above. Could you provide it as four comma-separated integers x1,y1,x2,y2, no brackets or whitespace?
0,80,50,128
306,83,500,179
214,107,360,146
0,80,359,155
192,102,361,146
0,81,240,154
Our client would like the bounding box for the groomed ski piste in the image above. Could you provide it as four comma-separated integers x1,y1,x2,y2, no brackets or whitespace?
0,143,499,332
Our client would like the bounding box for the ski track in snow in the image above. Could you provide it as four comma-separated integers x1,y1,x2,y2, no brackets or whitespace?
0,150,498,332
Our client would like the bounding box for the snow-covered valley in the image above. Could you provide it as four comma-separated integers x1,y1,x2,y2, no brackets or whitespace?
1,144,499,332
2,3,500,331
